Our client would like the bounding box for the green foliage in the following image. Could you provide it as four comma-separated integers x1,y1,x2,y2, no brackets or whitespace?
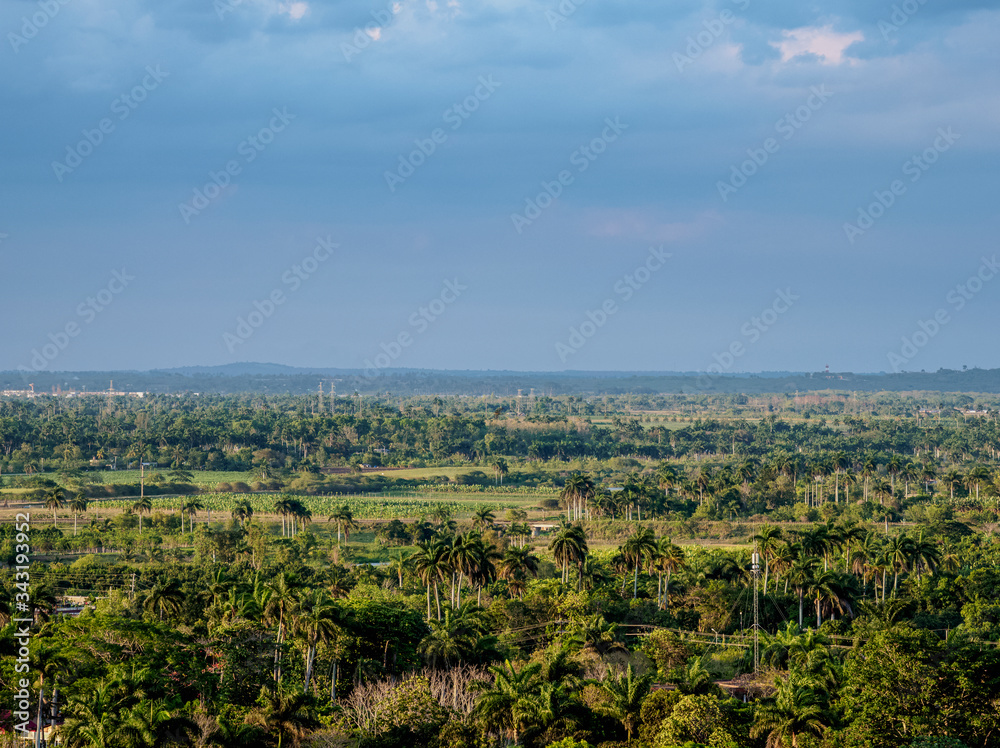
654,694,736,748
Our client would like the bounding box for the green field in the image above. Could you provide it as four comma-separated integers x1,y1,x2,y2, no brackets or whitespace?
90,469,253,486
94,492,531,520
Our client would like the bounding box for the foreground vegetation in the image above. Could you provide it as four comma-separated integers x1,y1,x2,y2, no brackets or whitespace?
1,391,999,748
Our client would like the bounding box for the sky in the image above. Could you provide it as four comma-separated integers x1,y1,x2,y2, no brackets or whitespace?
1,0,999,376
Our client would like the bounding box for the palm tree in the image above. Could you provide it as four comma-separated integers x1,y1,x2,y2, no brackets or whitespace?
920,463,937,493
598,663,653,743
549,523,588,587
837,523,866,575
182,498,204,533
275,497,295,537
943,469,963,500
787,556,818,627
832,451,849,503
622,526,658,598
560,473,595,521
328,504,358,547
752,524,783,591
656,463,679,495
966,465,991,502
674,655,716,696
770,542,795,595
143,580,184,621
886,454,902,495
265,571,304,683
45,487,66,527
232,498,254,526
491,457,509,486
290,589,342,691
69,495,88,536
411,540,450,620
473,660,543,746
249,689,319,748
473,506,496,532
796,526,830,570
57,681,132,748
418,603,488,668
131,495,152,534
885,534,913,595
809,570,848,628
654,538,686,609
751,672,829,748
909,531,940,581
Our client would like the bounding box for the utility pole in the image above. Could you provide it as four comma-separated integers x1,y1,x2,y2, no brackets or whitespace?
751,542,761,674
130,572,136,601
318,382,323,413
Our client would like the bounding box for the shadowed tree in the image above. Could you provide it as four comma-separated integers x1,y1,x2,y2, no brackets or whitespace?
249,689,319,748
598,663,653,743
751,672,829,748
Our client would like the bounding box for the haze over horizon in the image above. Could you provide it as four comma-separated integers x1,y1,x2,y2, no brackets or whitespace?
3,0,998,375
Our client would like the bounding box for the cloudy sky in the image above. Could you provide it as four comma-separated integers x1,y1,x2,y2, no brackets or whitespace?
2,0,998,375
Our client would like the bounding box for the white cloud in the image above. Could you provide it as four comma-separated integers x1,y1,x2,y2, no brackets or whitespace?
772,25,863,65
278,2,309,20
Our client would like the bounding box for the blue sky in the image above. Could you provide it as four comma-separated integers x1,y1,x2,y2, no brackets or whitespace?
2,0,998,375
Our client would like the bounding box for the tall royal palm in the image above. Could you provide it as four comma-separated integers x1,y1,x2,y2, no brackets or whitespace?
560,473,595,521
752,524,783,591
654,537,686,609
622,526,658,599
45,487,66,527
549,523,587,586
69,495,88,536
411,540,450,620
131,495,152,534
182,498,204,533
787,556,818,627
265,571,304,683
327,504,358,548
498,545,540,599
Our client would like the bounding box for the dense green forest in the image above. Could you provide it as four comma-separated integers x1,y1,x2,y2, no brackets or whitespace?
1,391,999,748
